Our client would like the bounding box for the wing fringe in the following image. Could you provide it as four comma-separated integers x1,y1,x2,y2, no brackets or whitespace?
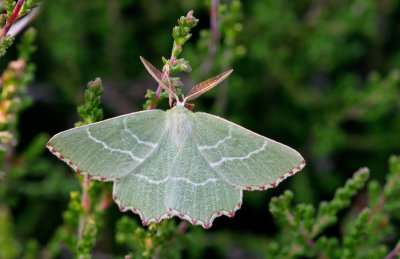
48,140,305,229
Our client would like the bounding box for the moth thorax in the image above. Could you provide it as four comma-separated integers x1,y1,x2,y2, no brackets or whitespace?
176,101,185,108
168,108,192,148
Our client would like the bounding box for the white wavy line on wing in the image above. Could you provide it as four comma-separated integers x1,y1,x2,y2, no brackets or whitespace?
198,127,232,150
86,127,144,163
123,118,158,148
133,174,220,186
210,140,267,167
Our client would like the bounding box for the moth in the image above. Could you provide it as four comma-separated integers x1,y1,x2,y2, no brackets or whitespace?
47,57,305,229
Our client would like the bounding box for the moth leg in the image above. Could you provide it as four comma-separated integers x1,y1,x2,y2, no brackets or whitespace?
185,102,195,110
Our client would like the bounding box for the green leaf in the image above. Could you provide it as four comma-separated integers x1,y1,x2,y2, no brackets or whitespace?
75,78,104,127
0,35,14,57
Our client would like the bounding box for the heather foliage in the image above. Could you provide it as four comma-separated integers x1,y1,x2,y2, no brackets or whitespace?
0,1,400,258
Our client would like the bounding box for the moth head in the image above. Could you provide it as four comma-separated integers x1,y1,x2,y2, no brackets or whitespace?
140,56,233,109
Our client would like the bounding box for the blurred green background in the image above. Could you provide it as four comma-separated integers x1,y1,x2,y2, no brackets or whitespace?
1,0,400,257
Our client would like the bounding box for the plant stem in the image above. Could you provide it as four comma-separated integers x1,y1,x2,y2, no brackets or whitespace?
147,10,197,109
77,177,90,245
368,196,386,225
311,215,328,237
368,171,399,225
385,240,400,259
200,0,219,74
152,221,188,258
286,212,327,259
148,55,177,110
8,4,40,37
210,0,219,61
0,0,25,38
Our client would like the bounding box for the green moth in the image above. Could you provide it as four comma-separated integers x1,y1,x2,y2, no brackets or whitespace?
47,57,305,229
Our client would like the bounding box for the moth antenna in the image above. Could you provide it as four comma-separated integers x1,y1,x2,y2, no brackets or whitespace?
184,69,233,102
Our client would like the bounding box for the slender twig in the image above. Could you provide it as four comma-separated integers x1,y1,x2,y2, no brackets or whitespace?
368,196,386,225
311,215,328,237
148,53,177,110
152,221,188,258
200,0,219,74
148,11,197,109
210,0,219,61
2,135,15,176
77,177,90,246
368,174,400,225
0,0,25,38
286,212,327,259
9,3,40,37
287,244,303,258
385,240,400,259
96,187,111,211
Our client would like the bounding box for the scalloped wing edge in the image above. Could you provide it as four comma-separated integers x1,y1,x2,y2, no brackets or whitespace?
47,140,305,229
235,159,306,191
46,142,118,182
111,181,243,229
197,112,306,191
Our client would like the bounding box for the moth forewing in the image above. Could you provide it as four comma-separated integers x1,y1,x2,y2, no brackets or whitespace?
139,56,178,100
47,55,306,229
185,69,233,102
